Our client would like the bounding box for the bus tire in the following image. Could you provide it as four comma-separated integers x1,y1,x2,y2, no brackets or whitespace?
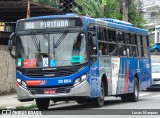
91,81,104,107
76,98,85,104
36,98,50,110
153,49,159,55
121,94,129,102
130,78,139,102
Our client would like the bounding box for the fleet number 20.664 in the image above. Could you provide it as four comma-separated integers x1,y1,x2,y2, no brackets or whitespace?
58,79,72,84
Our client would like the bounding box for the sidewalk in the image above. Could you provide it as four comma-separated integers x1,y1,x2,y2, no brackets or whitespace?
0,94,72,110
0,94,35,109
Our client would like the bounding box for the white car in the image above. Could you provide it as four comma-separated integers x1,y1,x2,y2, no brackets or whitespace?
149,55,160,89
151,63,160,88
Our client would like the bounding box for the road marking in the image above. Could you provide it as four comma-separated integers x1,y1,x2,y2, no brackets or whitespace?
151,95,160,98
139,93,152,97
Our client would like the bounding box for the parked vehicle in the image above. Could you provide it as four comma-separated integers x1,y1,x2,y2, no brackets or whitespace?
149,55,160,89
150,43,160,54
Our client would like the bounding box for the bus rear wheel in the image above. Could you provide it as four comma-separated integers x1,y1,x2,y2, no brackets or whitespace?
129,78,139,102
121,94,130,102
91,81,104,107
36,98,50,110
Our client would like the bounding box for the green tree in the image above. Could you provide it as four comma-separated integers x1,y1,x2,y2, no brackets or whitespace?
74,0,122,19
32,0,59,8
74,0,145,28
33,0,146,28
128,0,146,28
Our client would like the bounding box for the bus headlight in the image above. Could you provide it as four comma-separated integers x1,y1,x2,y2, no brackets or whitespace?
74,78,81,87
81,74,87,82
22,81,27,88
17,78,21,85
73,73,88,87
16,78,27,89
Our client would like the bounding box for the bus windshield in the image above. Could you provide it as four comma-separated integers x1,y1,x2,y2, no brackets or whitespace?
16,31,87,68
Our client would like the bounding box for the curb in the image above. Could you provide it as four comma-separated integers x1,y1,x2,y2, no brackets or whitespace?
0,104,36,110
0,101,75,110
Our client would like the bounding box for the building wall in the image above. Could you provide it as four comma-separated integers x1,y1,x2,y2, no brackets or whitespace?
141,0,160,24
0,22,4,31
0,45,16,95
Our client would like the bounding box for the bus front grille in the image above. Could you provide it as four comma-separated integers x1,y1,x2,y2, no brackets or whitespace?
17,63,87,78
28,86,72,94
23,69,75,78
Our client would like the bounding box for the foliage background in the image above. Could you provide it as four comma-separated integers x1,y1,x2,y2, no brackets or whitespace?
32,0,146,28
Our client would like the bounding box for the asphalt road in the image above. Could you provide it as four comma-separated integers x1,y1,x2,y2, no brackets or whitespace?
1,89,160,118
38,89,160,117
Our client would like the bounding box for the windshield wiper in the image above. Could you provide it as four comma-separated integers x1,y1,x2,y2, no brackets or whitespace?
54,30,69,48
31,32,41,52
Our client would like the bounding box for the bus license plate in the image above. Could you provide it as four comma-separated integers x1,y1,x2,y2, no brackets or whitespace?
44,89,56,94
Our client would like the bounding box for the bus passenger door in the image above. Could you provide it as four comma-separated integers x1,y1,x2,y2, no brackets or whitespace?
88,32,100,97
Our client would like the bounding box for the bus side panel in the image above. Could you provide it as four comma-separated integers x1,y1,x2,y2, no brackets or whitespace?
116,58,127,95
128,58,139,93
89,60,101,97
111,57,120,95
99,56,112,95
114,58,138,95
116,57,136,95
139,58,152,91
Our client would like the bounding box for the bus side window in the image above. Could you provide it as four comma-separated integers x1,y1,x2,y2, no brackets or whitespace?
143,36,149,58
117,31,126,56
107,29,117,56
140,35,144,58
125,33,131,57
131,34,138,57
98,42,108,55
98,27,107,41
137,35,142,58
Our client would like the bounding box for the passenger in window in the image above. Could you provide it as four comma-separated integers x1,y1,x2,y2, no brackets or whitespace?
109,44,117,56
36,50,43,67
72,40,81,55
117,45,126,56
133,51,136,57
72,34,82,56
102,45,108,55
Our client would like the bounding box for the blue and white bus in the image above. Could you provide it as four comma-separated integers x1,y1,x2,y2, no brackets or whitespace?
8,14,152,110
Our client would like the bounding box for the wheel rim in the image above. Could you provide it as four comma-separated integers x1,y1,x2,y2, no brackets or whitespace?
134,81,138,98
154,49,159,54
99,83,104,102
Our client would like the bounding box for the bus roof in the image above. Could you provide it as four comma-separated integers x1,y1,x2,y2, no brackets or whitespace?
18,13,79,21
86,16,148,34
17,13,148,34
97,18,133,27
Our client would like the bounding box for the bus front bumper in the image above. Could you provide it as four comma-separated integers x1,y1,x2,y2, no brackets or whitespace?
16,80,90,101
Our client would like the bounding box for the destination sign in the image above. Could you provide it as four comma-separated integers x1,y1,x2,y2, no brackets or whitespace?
17,18,83,31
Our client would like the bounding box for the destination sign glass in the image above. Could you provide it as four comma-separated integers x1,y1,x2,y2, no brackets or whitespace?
17,18,83,31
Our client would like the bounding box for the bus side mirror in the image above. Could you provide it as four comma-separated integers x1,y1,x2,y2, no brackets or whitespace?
8,39,13,52
8,32,16,59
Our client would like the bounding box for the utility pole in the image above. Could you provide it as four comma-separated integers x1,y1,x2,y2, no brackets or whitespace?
122,0,128,22
26,0,31,18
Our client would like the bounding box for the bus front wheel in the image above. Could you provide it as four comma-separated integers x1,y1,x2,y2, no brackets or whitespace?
130,78,139,102
91,81,105,107
36,98,50,110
